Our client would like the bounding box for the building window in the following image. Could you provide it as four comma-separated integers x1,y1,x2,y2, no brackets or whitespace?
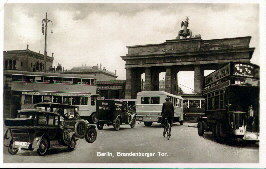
21,61,23,67
13,60,16,70
4,60,8,69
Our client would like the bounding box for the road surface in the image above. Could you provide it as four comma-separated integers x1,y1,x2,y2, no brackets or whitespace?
4,122,259,163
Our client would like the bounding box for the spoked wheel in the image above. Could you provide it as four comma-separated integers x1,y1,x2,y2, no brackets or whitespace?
67,137,76,151
85,128,97,143
37,138,49,156
113,118,121,131
8,140,18,155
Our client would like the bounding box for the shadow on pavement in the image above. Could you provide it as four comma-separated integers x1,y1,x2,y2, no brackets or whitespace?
202,133,259,149
16,147,72,156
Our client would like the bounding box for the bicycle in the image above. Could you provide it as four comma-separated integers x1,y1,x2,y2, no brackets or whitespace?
163,117,171,140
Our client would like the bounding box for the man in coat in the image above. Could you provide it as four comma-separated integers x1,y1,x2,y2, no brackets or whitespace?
161,97,174,137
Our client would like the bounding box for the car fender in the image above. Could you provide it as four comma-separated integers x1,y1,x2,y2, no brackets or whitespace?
87,125,96,130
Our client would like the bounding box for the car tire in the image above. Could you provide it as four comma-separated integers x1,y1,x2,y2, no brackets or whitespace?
8,140,18,155
130,116,136,128
144,122,152,127
90,113,98,124
113,118,121,131
197,122,204,136
74,121,86,139
97,122,103,130
37,137,49,156
180,121,184,125
67,136,76,151
85,127,97,143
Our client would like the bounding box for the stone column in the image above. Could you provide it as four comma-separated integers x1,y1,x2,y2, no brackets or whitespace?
125,68,142,99
194,65,204,94
125,68,133,99
132,69,141,99
165,67,178,94
144,67,152,91
151,68,159,91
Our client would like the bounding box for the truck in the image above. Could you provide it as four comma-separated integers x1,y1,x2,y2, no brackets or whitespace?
197,62,259,142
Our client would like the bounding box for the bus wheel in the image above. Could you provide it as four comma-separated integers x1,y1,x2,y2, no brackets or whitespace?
215,123,223,142
144,122,152,127
97,122,103,130
197,122,204,136
113,118,121,131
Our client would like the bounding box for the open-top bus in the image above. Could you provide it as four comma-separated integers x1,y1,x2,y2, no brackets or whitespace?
136,91,184,127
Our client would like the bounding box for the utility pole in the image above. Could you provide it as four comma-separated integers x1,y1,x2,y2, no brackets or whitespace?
42,12,53,72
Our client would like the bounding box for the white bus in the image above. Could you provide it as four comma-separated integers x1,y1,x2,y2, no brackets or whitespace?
136,91,184,126
21,92,100,123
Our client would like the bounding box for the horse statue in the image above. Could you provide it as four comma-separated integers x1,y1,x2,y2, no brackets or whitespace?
177,17,193,39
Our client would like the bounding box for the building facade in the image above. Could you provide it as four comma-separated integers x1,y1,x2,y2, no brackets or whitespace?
4,48,54,72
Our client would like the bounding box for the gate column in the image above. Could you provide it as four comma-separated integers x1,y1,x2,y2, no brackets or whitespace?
165,67,178,94
144,67,152,91
132,69,142,99
194,65,204,94
151,68,159,91
125,68,142,99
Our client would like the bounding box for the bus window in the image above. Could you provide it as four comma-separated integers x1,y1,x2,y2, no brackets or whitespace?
81,97,88,105
63,97,71,105
151,97,160,104
91,95,97,105
24,95,33,104
141,97,150,104
72,97,81,105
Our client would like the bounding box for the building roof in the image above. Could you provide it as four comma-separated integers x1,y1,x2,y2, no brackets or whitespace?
4,49,54,61
4,70,96,79
65,65,118,78
96,80,126,85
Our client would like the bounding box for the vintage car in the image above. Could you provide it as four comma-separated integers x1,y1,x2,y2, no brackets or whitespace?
96,99,136,131
4,103,97,156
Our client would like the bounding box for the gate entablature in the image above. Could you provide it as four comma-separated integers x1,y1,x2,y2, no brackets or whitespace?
121,18,255,99
122,36,254,69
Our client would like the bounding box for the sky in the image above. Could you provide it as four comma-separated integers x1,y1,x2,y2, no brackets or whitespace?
4,3,259,93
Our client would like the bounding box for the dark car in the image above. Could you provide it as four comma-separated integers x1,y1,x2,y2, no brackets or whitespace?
96,99,136,131
4,103,97,156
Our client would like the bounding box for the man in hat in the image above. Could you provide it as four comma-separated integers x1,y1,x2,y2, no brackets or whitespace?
161,97,174,137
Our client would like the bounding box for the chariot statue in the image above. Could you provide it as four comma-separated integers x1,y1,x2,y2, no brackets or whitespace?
177,17,193,39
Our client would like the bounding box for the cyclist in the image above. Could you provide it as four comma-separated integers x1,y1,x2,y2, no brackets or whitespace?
161,97,174,137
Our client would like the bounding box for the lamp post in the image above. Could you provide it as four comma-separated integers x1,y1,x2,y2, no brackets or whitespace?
42,12,53,72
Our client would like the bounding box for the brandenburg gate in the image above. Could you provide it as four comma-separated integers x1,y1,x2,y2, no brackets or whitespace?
121,18,255,99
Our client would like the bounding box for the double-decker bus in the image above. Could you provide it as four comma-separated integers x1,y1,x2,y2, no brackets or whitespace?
198,62,259,142
136,91,184,126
